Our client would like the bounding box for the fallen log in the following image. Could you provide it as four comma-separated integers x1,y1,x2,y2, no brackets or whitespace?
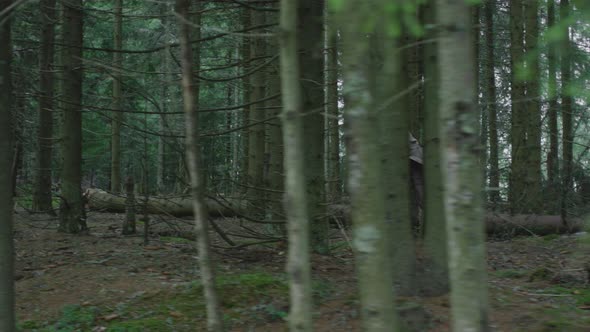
87,191,584,236
85,189,246,218
328,204,583,236
484,213,582,236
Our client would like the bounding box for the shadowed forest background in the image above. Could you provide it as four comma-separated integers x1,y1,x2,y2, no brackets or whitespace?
0,0,590,331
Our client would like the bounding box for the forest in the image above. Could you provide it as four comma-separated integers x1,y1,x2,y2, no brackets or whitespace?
0,0,589,331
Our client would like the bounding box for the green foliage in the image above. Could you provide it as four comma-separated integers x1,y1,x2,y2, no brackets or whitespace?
21,305,99,332
328,0,344,12
106,318,171,332
528,267,553,282
312,278,334,302
542,234,560,241
543,286,590,306
493,269,528,279
159,236,192,244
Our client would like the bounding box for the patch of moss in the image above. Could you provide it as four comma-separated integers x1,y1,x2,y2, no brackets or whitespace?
159,236,192,244
544,286,590,306
17,320,42,330
528,267,553,282
494,269,528,279
312,278,333,302
107,318,170,332
542,234,560,241
24,305,99,331
540,307,590,332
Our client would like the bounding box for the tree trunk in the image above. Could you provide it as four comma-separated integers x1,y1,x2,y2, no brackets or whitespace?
325,2,340,203
524,0,542,213
279,0,314,329
240,6,250,194
59,0,87,234
560,0,573,224
484,0,500,206
123,176,136,235
509,0,527,215
176,1,223,331
247,7,266,215
33,0,57,212
110,0,123,193
546,0,559,187
299,0,328,254
265,7,283,227
157,11,169,193
385,24,417,297
438,0,489,329
422,0,448,296
339,1,400,330
0,0,15,329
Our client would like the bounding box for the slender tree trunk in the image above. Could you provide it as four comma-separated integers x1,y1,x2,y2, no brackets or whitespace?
324,2,340,203
509,0,527,214
279,1,313,329
157,25,169,193
59,0,87,233
524,0,542,213
437,0,489,330
484,0,500,206
33,0,57,212
240,6,250,193
422,0,448,296
123,176,136,235
247,8,266,214
546,0,559,186
405,14,423,140
560,0,573,224
266,8,283,225
0,0,15,329
111,0,123,193
176,1,222,331
298,0,328,254
339,2,400,330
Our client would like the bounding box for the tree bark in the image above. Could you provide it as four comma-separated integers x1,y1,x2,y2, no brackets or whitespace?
265,7,284,227
247,8,266,212
33,0,57,212
0,0,15,329
524,0,542,212
546,0,559,187
59,0,87,233
437,0,489,330
240,6,250,194
339,1,401,330
299,0,328,254
110,0,123,193
422,0,448,296
560,0,573,224
279,0,313,329
509,0,527,215
86,188,245,217
484,0,500,206
176,0,223,331
325,2,340,203
123,176,136,235
384,21,417,297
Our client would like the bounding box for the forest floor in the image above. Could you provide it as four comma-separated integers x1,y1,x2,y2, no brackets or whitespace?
12,209,590,332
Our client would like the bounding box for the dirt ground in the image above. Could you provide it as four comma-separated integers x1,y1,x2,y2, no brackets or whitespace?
13,209,590,331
